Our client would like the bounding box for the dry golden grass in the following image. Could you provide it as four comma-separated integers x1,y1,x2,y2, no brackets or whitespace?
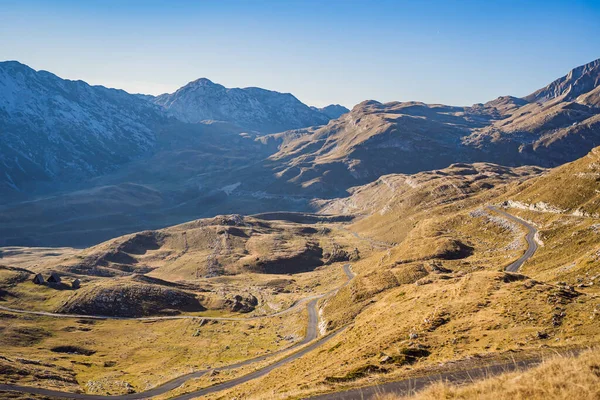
0,217,364,317
503,146,600,215
0,223,366,395
0,306,306,395
201,156,600,399
2,150,599,399
380,348,600,400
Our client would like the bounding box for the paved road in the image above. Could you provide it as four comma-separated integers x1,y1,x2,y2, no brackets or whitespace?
1,207,539,400
487,205,538,272
0,264,354,400
307,355,556,400
304,206,541,400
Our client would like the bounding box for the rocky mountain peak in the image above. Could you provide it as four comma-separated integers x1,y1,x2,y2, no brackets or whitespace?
524,58,600,103
186,77,220,88
152,78,331,133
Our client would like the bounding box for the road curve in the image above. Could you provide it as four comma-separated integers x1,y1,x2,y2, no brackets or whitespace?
304,206,541,400
0,264,354,400
487,205,538,272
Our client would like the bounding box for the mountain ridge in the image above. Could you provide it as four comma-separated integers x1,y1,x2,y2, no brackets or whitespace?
152,77,333,134
0,60,165,193
260,58,600,194
1,58,599,247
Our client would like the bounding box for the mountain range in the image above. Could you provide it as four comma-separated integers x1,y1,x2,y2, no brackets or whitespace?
151,77,345,134
0,61,346,196
259,58,600,195
0,58,599,246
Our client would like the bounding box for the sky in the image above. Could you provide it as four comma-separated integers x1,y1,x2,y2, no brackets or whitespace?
0,0,599,108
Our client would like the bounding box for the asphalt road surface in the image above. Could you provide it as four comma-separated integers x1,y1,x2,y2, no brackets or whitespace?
487,205,538,272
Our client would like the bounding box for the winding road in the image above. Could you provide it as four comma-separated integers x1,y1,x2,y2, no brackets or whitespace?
0,265,354,399
487,206,538,272
305,205,541,399
1,207,540,400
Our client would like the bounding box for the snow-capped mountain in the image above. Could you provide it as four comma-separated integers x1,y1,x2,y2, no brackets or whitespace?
152,78,331,134
0,61,165,192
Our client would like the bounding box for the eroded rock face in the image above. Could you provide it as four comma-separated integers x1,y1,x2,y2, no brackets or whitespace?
251,242,324,274
323,246,359,264
225,294,259,313
57,283,204,317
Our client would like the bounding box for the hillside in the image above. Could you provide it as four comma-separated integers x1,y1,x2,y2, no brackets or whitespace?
503,145,600,216
203,149,600,400
3,150,600,398
0,61,165,194
0,213,360,317
259,58,600,194
152,78,332,134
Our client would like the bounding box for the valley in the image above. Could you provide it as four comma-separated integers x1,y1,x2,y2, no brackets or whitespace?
2,143,600,399
2,60,600,248
1,54,600,400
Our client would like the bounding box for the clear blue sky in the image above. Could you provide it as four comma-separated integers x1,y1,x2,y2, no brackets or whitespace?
1,0,599,107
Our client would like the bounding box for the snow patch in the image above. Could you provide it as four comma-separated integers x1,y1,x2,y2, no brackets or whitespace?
221,182,241,195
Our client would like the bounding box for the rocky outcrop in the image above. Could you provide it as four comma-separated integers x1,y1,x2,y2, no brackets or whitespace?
56,283,205,317
251,242,324,274
524,59,600,103
224,294,259,313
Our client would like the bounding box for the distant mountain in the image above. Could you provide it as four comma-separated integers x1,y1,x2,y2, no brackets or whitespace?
0,62,330,195
152,78,331,134
0,61,166,193
258,100,485,195
524,59,600,103
259,58,600,194
2,58,600,247
310,104,349,119
466,58,600,166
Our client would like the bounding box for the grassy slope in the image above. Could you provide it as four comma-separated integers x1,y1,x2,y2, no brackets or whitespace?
0,216,366,394
0,216,361,317
204,152,600,399
387,347,600,400
2,149,600,398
